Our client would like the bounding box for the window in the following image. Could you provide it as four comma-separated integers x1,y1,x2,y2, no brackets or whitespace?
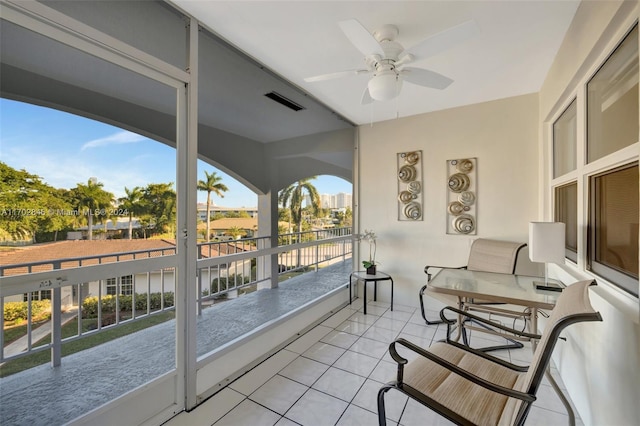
106,276,133,296
23,290,52,301
589,163,639,296
553,100,577,177
555,182,578,263
551,23,639,298
587,25,638,163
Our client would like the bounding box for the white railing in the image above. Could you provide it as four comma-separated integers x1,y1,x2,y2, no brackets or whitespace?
0,228,352,368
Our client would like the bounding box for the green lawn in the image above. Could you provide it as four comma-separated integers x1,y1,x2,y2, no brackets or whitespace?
3,318,51,345
0,311,175,378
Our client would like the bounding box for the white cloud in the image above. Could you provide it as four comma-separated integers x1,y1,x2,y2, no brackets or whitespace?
80,131,146,151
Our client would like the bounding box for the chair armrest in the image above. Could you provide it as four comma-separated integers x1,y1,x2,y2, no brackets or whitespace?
439,306,542,340
424,265,466,281
389,338,536,403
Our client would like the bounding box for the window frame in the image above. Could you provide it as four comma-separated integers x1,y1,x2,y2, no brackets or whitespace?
587,162,639,296
548,19,639,300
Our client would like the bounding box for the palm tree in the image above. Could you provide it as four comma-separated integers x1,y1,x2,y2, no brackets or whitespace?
279,177,321,266
197,171,228,242
118,186,144,239
72,178,114,240
279,177,321,235
142,182,176,236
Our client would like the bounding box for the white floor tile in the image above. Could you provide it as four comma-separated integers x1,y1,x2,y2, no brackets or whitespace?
400,322,437,341
197,388,246,425
278,356,329,386
361,304,389,316
333,350,380,377
368,360,397,384
230,349,299,396
349,336,389,359
285,325,333,354
381,310,413,322
334,320,370,336
285,389,349,426
302,342,346,365
524,405,571,426
335,404,379,426
185,304,583,426
399,398,455,426
362,325,400,343
321,307,359,328
214,399,281,426
249,375,308,415
274,417,300,426
348,311,380,325
373,317,408,333
394,304,416,314
352,379,407,423
320,330,359,349
312,366,366,402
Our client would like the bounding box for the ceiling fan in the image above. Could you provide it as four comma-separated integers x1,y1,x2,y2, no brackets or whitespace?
304,19,479,104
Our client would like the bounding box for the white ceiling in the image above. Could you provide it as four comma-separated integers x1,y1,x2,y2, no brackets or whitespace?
171,0,580,125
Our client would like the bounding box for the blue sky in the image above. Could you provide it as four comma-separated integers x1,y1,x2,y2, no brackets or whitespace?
0,98,352,207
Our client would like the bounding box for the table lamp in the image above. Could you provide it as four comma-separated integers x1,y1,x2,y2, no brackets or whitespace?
529,222,566,288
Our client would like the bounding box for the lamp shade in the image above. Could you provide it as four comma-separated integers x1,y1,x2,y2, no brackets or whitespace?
368,70,402,101
528,222,566,264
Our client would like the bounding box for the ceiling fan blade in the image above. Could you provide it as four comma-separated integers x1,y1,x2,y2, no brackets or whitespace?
361,86,374,105
401,67,453,90
339,19,385,57
304,69,369,83
404,20,479,60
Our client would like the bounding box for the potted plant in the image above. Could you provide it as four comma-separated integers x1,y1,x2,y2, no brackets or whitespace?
360,229,378,275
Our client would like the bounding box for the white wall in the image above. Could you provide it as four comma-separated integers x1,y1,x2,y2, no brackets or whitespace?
538,1,640,425
357,93,540,308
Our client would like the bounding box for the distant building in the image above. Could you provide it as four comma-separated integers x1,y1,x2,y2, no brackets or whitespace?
196,203,258,221
320,193,352,209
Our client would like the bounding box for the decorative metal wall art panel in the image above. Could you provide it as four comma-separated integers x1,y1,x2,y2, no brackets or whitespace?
397,151,423,221
446,158,477,234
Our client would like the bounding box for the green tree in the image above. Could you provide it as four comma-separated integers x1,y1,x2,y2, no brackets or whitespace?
278,177,321,235
118,186,144,240
142,183,176,236
0,162,74,241
197,171,228,242
227,226,245,240
278,177,321,266
70,178,114,240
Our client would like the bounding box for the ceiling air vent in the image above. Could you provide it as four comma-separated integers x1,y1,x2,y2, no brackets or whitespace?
264,91,306,112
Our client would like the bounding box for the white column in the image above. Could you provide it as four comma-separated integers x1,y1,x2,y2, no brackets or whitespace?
257,190,279,289
175,17,199,411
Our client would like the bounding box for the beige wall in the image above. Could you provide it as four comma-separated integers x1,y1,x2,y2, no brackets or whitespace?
539,1,639,425
357,92,540,308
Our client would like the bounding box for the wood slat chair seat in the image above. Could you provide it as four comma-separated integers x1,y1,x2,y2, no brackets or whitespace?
379,280,602,426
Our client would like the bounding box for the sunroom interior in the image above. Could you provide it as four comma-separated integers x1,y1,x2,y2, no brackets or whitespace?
0,1,638,425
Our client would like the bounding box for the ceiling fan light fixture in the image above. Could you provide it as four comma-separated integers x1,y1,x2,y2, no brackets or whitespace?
368,70,403,101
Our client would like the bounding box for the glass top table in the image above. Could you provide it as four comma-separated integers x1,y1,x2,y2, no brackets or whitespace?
427,268,562,310
426,268,576,425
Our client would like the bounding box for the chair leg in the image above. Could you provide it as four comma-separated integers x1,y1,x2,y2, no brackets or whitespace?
377,385,392,426
419,285,444,325
461,317,524,352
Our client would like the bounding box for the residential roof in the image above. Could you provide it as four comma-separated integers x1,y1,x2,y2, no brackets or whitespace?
0,239,176,276
0,238,255,277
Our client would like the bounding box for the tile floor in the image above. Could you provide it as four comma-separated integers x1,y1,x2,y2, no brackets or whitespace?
166,298,582,426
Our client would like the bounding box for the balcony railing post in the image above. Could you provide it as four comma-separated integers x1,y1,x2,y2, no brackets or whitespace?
51,289,62,367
